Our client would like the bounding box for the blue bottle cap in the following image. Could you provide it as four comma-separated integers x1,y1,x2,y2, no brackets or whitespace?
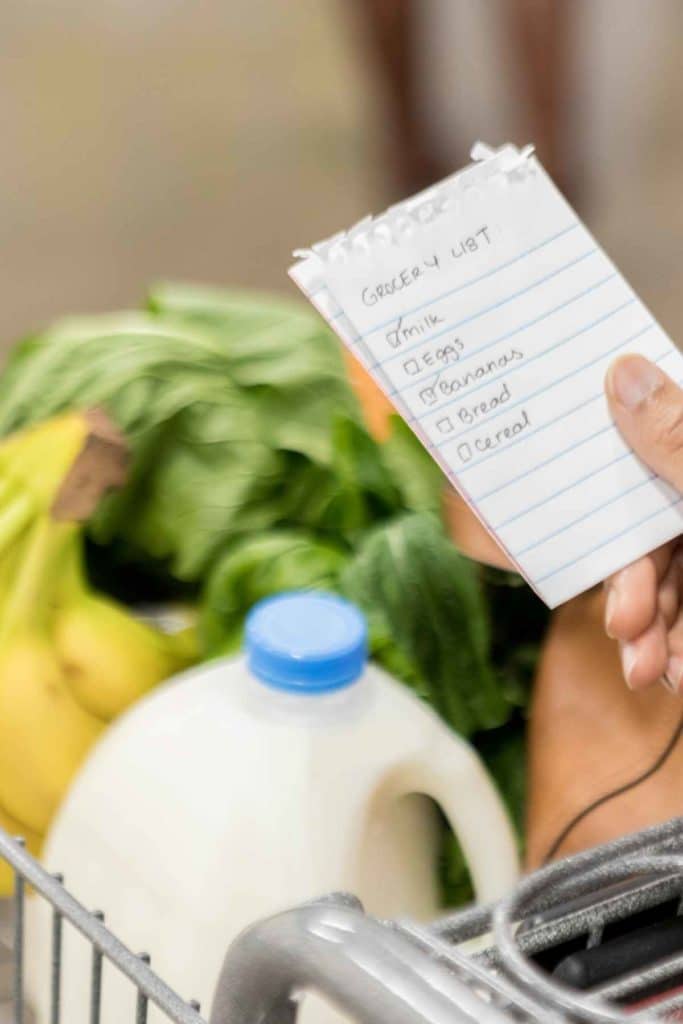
245,592,368,694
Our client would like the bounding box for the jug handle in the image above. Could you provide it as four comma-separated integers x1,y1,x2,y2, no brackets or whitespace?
397,733,520,904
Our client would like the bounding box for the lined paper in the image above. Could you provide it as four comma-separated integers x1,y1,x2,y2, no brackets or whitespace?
290,144,683,607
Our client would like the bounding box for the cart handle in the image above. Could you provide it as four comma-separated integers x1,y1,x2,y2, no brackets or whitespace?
209,894,512,1024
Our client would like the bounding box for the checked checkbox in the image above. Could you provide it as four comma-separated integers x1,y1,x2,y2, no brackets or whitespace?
419,387,437,406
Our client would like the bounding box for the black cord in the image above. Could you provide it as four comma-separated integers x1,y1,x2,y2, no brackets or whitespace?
541,709,683,865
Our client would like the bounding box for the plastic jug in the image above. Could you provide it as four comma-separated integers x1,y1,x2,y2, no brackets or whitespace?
27,592,518,1023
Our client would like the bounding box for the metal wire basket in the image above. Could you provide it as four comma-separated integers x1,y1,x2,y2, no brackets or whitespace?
6,817,683,1024
0,829,205,1024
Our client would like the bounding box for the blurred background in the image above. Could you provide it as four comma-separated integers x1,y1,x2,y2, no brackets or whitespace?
1,0,683,345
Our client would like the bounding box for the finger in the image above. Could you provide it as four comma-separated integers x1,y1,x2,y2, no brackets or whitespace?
619,613,669,690
658,548,683,629
662,610,683,692
604,544,674,640
605,355,683,491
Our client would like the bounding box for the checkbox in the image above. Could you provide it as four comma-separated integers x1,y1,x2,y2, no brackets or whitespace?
403,358,419,376
457,442,472,463
419,387,437,406
436,417,453,434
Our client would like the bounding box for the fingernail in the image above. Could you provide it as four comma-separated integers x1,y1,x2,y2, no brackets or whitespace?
621,642,639,689
607,355,664,409
664,657,683,693
605,586,619,637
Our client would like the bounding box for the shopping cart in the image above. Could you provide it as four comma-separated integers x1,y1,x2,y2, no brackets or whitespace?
4,818,683,1024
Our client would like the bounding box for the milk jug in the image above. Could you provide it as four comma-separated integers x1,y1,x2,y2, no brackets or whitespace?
27,592,518,1022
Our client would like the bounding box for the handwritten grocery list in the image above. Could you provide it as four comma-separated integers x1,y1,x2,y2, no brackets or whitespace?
290,143,683,607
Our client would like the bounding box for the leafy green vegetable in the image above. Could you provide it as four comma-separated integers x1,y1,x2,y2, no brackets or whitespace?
199,511,510,738
379,416,444,515
340,513,509,736
0,300,365,579
275,418,404,542
0,282,550,907
484,566,549,712
437,721,528,907
439,827,475,908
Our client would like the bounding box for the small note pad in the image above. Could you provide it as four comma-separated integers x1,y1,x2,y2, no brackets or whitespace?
290,143,683,607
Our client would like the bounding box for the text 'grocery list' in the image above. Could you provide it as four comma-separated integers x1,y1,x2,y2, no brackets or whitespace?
290,143,683,607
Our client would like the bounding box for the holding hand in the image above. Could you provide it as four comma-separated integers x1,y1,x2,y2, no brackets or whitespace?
604,355,683,691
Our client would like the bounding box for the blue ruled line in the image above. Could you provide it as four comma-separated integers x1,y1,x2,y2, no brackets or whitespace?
421,296,634,429
374,247,598,371
517,472,657,557
435,320,652,451
459,334,670,485
535,495,683,585
494,448,633,529
479,421,618,505
495,368,683,530
389,272,617,397
359,223,580,339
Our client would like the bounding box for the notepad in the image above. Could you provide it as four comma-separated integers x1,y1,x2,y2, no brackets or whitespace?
290,143,683,607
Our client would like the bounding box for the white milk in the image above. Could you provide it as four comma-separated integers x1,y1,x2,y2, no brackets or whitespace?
27,592,518,1023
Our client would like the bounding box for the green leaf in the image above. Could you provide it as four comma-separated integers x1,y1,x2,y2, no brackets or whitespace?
380,415,444,514
339,512,510,737
199,531,348,655
438,828,475,909
147,283,359,423
437,721,527,907
484,566,550,709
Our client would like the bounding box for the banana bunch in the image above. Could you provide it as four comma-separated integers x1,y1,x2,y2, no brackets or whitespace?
0,412,196,893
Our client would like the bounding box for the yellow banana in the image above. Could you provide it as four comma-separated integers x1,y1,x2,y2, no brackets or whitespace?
0,423,113,839
0,633,103,834
55,593,195,720
0,412,192,840
52,531,196,720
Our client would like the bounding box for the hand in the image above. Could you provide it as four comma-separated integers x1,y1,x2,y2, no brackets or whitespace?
604,354,683,691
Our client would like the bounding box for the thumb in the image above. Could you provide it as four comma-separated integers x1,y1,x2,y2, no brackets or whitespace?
605,354,683,491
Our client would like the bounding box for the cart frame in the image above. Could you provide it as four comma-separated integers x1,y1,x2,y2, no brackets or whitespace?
6,818,683,1024
0,829,205,1024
